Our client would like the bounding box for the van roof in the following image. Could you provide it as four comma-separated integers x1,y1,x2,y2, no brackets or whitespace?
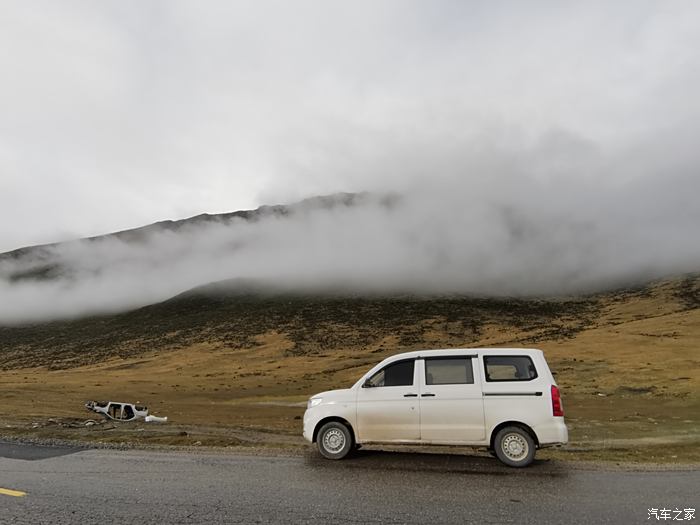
383,348,543,361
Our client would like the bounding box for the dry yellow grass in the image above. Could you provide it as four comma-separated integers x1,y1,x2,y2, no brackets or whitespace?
0,276,698,462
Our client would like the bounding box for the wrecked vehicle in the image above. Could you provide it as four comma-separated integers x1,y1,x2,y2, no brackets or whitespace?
85,400,166,422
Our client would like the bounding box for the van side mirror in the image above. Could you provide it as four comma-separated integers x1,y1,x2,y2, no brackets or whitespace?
362,379,374,388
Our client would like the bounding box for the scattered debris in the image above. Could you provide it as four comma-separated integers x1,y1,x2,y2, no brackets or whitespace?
144,415,168,423
85,400,167,423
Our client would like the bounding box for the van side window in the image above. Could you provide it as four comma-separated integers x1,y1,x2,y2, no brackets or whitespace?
425,358,474,385
484,356,538,382
366,360,415,387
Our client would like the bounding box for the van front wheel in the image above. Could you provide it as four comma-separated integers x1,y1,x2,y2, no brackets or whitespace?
494,426,536,468
317,422,353,460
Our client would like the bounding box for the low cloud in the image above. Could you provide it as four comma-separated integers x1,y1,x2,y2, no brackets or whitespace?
2,130,699,324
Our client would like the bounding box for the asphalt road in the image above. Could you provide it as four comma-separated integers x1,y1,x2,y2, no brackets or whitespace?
0,441,698,524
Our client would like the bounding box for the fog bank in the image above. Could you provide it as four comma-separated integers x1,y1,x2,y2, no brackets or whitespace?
1,152,699,324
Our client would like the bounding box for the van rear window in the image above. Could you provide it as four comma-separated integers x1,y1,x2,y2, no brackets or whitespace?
484,356,537,382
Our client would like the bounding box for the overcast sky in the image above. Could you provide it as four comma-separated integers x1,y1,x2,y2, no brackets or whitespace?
1,1,698,253
1,2,700,321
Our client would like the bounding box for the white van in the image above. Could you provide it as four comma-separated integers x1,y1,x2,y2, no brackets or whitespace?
303,348,567,467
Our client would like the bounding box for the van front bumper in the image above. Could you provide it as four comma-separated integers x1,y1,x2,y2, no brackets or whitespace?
302,409,314,443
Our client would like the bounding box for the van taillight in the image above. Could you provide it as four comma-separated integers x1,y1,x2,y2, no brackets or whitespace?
551,385,564,417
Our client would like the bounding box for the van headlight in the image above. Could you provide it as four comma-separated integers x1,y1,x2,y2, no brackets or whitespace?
308,397,322,409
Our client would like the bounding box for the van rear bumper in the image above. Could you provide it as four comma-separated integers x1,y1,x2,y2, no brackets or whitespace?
534,419,568,446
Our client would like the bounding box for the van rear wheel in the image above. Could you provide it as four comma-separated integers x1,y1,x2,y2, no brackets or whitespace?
317,422,353,460
494,426,536,468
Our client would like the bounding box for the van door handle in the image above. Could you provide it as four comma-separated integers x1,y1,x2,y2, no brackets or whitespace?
421,393,436,397
403,393,418,397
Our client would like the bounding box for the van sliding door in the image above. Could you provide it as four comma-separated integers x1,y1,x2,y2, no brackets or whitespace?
419,356,486,443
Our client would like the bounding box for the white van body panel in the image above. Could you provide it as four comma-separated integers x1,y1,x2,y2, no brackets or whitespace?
355,362,421,442
480,350,567,446
303,348,568,449
302,388,356,442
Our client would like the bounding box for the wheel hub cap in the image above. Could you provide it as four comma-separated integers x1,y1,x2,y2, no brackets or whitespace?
323,429,345,453
502,434,528,461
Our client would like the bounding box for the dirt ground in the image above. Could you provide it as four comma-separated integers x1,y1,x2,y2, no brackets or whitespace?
1,277,698,464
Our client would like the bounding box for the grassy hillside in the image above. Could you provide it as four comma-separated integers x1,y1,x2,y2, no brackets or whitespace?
0,278,598,370
0,274,698,462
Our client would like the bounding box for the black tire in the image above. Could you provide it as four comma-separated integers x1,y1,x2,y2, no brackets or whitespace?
316,421,353,460
493,426,536,468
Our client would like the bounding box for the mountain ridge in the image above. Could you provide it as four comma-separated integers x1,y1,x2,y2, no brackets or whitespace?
0,192,371,264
